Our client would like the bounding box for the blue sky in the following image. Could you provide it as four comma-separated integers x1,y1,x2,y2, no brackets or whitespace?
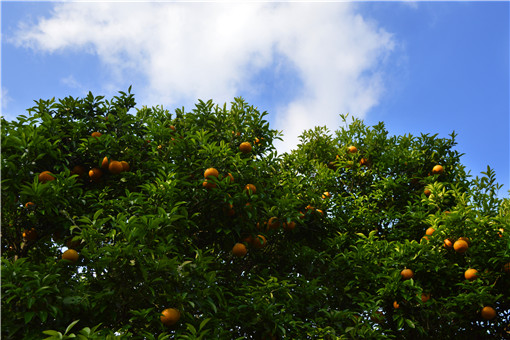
1,1,509,196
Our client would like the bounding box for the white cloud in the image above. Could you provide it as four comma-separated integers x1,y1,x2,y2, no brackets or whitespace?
9,2,396,154
1,87,13,110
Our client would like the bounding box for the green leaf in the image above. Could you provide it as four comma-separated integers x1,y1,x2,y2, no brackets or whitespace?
24,311,35,323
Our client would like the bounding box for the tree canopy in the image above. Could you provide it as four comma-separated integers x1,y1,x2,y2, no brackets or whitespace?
2,88,509,339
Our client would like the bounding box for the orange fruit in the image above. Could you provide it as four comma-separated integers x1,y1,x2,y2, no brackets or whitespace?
71,165,86,177
425,227,435,236
400,269,414,280
244,184,256,195
254,137,261,144
241,235,254,245
227,173,234,183
22,228,38,241
481,306,496,320
232,243,247,257
91,131,102,138
464,268,478,281
120,161,130,172
224,203,235,216
347,145,357,153
202,180,216,189
101,156,109,169
267,217,280,230
38,171,55,183
204,168,219,179
431,165,444,175
252,235,267,249
160,308,181,326
62,249,79,263
453,239,469,253
424,189,431,197
359,158,369,166
421,293,431,303
239,142,252,154
444,238,453,249
169,125,176,131
322,192,331,199
25,202,35,208
503,263,510,273
393,301,400,309
458,236,470,245
89,168,103,181
109,160,124,174
282,221,296,231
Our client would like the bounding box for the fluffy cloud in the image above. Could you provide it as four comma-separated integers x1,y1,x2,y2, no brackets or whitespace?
10,2,395,153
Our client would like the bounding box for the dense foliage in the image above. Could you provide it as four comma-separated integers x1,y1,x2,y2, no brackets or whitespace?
2,89,509,339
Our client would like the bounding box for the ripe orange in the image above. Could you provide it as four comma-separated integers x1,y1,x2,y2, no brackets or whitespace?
254,137,261,144
322,192,331,199
458,236,470,245
22,228,38,241
503,263,510,273
160,308,181,326
25,202,35,208
101,156,109,169
91,131,102,138
89,168,103,181
239,142,252,154
169,125,176,131
282,221,296,231
227,173,234,183
224,204,235,216
425,227,435,236
38,171,55,183
421,293,431,303
393,301,400,309
359,158,369,166
62,249,79,263
424,189,431,197
444,238,453,248
120,161,130,172
481,306,496,320
400,268,414,280
244,184,256,195
464,268,478,281
232,243,247,257
347,145,357,153
241,235,254,245
453,239,469,253
109,160,124,174
202,180,216,189
431,165,444,175
267,217,280,230
204,168,219,179
71,165,86,177
252,235,267,249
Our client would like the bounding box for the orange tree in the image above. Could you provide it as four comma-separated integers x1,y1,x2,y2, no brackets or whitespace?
1,89,509,339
